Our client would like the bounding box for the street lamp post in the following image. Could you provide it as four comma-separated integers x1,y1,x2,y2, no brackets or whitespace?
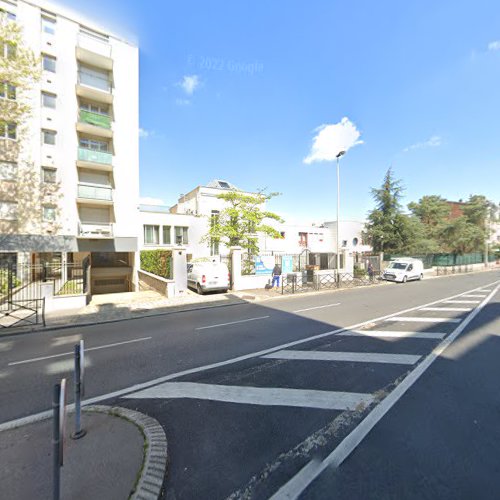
336,151,345,276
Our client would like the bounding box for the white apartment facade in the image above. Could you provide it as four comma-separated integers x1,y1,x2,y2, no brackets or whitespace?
0,0,139,294
140,180,371,269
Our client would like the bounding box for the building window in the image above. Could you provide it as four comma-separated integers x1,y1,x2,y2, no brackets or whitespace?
352,237,359,247
299,232,308,247
0,82,16,100
43,205,56,222
42,54,56,73
0,161,17,180
42,129,56,145
174,226,189,245
0,9,16,21
78,65,110,92
41,15,56,35
0,122,16,140
0,201,17,220
1,40,16,59
162,225,171,245
80,101,109,116
42,167,56,183
144,225,159,245
42,92,56,109
342,240,348,247
79,137,109,152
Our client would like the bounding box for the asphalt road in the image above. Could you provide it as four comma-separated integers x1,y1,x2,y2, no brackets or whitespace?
1,271,500,499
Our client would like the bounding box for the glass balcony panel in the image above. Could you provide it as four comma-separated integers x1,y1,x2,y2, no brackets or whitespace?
79,109,111,129
78,147,112,165
78,33,112,59
78,71,111,93
78,184,113,201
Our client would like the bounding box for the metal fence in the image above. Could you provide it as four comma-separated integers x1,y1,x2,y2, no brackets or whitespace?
384,252,495,269
0,262,89,329
281,271,383,294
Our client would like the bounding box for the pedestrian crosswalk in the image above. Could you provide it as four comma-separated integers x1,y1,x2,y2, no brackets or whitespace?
124,283,496,415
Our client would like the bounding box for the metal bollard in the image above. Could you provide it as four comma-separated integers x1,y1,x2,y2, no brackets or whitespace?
71,342,86,439
53,384,61,500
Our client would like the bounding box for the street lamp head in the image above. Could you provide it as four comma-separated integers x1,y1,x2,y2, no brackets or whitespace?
336,151,346,159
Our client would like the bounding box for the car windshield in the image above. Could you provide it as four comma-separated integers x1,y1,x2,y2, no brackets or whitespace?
388,262,407,270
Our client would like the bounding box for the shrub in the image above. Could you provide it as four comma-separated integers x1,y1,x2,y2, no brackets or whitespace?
0,269,21,295
353,265,366,278
140,250,172,279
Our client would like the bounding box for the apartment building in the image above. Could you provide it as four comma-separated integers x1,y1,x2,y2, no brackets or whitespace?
140,180,370,269
0,0,139,294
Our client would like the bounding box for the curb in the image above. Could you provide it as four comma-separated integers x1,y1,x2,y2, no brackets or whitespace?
85,405,168,500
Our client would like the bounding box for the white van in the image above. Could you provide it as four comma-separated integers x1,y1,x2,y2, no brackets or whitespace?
187,261,230,294
382,258,424,283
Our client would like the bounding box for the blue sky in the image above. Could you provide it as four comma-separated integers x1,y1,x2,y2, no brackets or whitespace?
60,0,500,222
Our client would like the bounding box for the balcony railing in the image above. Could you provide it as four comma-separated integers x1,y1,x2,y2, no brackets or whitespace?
78,184,113,201
79,109,111,129
78,222,113,238
77,32,112,59
78,147,112,165
78,72,112,94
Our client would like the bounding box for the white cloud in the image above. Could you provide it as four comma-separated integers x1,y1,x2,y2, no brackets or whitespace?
303,117,363,164
488,40,500,51
403,135,442,152
140,197,166,206
179,75,200,95
139,128,151,138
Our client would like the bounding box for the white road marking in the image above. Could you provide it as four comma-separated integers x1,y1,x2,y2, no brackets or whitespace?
338,330,446,340
263,350,420,365
461,294,488,298
293,303,340,313
195,316,270,330
478,289,492,292
445,300,480,304
385,316,461,323
123,381,374,411
420,307,472,312
2,279,498,432
269,282,500,500
7,337,152,366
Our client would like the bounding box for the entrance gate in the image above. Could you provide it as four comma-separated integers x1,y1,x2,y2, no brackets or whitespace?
0,264,46,330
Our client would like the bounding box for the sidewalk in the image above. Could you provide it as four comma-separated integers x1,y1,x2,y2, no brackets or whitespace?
0,408,146,500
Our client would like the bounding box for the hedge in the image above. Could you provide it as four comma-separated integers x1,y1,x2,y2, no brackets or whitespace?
140,250,172,279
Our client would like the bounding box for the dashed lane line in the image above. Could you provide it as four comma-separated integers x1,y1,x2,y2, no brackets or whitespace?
293,303,341,313
7,337,152,367
385,316,461,323
445,300,481,304
123,381,374,411
420,307,472,312
195,316,270,330
338,330,446,340
263,350,420,365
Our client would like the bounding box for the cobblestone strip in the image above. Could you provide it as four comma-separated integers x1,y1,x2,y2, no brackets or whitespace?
85,405,168,500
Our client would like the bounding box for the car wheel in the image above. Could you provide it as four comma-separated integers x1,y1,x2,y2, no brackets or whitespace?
197,283,204,295
402,275,407,283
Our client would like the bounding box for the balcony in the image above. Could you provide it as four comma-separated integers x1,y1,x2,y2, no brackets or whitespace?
77,110,113,138
77,147,113,171
76,32,113,70
76,73,113,104
78,222,113,238
77,183,113,205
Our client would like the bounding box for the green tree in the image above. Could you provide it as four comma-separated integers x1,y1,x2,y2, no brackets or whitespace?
202,190,283,255
0,13,40,128
364,168,418,253
440,216,484,254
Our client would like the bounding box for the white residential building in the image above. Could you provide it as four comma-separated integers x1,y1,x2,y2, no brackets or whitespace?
140,180,371,270
0,0,139,294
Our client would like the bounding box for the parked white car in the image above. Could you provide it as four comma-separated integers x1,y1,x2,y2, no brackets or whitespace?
187,262,230,294
382,258,424,283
